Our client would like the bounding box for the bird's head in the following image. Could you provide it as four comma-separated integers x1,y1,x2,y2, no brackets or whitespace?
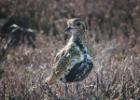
64,18,87,36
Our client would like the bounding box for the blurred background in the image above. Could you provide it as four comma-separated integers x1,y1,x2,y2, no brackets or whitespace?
0,0,140,99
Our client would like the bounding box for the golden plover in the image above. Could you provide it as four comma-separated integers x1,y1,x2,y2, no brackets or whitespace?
45,18,93,85
45,18,94,98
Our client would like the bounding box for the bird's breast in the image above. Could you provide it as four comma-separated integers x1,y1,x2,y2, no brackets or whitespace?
68,44,92,69
60,41,93,83
68,46,83,67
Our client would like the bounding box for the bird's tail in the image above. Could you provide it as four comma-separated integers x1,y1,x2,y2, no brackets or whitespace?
44,74,57,85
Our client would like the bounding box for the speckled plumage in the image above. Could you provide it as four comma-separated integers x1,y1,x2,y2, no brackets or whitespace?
45,18,93,85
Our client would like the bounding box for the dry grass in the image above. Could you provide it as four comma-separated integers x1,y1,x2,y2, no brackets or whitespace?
0,32,139,100
0,0,140,99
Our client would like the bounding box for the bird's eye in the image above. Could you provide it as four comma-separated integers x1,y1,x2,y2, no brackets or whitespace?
76,22,81,26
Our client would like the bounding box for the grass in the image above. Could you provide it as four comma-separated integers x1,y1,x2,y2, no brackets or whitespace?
0,32,140,100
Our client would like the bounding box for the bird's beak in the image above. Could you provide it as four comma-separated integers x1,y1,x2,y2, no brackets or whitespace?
64,27,72,33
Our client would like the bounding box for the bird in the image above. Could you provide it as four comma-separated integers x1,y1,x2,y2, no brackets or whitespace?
45,18,93,97
4,24,36,48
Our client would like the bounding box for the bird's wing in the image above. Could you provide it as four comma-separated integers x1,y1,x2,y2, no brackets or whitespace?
46,47,70,85
53,43,84,73
46,44,83,84
53,49,65,63
51,46,70,79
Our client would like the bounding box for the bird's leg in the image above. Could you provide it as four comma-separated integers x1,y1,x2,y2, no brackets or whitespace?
76,82,80,100
64,82,68,99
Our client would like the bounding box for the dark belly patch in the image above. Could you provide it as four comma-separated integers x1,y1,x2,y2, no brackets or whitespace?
61,59,93,83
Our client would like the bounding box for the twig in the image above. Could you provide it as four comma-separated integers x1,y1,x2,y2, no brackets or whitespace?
96,72,99,100
76,82,80,100
64,82,69,99
40,83,58,100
